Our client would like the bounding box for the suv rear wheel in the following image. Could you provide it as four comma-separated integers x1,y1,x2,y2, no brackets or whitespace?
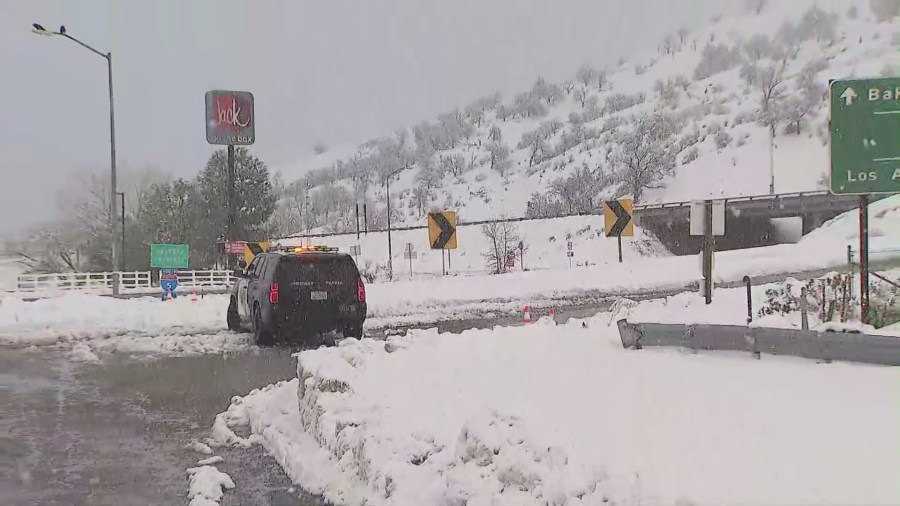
344,322,364,340
252,305,275,346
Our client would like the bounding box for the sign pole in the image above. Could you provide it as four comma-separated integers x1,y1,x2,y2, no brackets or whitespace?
617,234,623,263
363,204,368,234
703,200,714,304
442,249,446,276
447,248,451,272
859,194,870,323
355,203,360,240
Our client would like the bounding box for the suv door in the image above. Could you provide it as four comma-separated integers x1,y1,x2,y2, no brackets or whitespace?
238,257,261,319
246,256,269,315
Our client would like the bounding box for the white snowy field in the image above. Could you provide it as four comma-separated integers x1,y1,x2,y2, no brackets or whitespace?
211,285,900,506
278,215,669,277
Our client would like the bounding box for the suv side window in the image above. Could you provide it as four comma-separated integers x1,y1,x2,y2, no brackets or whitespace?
247,257,263,278
259,256,276,281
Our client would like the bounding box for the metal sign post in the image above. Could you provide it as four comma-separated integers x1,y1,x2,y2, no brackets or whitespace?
860,195,870,323
205,90,255,268
702,200,715,304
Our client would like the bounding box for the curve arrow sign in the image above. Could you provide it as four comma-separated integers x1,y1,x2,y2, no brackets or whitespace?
429,212,457,249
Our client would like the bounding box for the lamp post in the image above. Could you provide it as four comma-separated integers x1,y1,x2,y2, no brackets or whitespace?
32,23,119,294
117,191,125,271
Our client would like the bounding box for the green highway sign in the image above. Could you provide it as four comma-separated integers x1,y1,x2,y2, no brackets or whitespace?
150,243,190,269
830,77,900,194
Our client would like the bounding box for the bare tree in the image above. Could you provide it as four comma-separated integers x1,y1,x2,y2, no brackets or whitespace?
562,80,576,94
661,34,677,55
440,153,467,177
595,70,608,91
756,61,787,131
612,110,682,202
488,125,502,143
677,28,690,44
487,142,511,176
574,86,589,108
481,221,521,274
576,65,595,88
743,34,772,63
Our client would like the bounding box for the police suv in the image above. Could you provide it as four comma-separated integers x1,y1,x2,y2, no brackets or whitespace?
227,245,367,346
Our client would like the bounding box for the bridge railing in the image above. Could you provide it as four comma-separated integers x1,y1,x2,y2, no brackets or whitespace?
11,270,234,296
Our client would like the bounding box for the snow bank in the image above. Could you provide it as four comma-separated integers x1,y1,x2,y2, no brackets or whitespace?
216,286,900,506
186,465,234,506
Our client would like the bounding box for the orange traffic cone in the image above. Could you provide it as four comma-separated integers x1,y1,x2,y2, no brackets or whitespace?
549,307,556,319
190,290,199,302
523,305,532,324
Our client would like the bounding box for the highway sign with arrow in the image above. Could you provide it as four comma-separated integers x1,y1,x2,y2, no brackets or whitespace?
830,77,900,194
603,198,634,237
428,211,458,250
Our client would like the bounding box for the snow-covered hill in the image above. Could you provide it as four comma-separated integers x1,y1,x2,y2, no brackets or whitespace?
273,0,898,234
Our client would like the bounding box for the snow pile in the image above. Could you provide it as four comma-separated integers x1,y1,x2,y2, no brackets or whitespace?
186,464,235,506
215,286,900,505
802,194,900,258
0,292,224,336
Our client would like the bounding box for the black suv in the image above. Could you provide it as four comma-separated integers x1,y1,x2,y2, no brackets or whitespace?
227,246,367,345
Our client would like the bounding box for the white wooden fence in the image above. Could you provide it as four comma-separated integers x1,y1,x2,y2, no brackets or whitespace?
12,270,235,296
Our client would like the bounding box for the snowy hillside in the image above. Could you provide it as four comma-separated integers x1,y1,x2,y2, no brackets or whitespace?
274,0,899,233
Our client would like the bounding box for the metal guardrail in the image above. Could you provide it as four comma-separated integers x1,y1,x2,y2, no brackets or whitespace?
12,270,235,295
616,319,900,367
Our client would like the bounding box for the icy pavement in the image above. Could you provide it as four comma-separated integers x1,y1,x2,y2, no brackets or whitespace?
213,288,900,506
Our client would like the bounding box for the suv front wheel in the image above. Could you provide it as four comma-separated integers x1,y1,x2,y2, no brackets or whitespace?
227,298,242,332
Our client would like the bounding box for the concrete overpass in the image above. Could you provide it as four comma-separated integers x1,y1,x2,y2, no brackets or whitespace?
635,191,888,254
283,191,887,255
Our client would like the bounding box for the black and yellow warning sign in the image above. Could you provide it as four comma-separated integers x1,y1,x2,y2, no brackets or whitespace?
603,198,634,237
243,241,270,265
428,212,458,250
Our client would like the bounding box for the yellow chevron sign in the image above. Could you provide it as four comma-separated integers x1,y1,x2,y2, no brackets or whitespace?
243,241,270,265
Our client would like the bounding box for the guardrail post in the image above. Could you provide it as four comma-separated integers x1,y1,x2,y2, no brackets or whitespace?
743,276,752,324
800,287,809,331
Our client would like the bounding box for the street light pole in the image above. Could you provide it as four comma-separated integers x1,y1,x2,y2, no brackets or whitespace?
32,23,119,294
117,192,125,271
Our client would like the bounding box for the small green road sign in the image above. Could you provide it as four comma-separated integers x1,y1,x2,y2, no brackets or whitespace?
150,243,190,269
830,77,900,194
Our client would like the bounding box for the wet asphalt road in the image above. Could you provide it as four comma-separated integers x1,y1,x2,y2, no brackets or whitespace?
0,347,327,506
0,304,610,506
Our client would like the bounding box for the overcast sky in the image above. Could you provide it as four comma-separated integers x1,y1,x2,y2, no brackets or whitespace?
0,0,735,235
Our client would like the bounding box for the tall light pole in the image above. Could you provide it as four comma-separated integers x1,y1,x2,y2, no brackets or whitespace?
32,23,119,294
117,192,125,271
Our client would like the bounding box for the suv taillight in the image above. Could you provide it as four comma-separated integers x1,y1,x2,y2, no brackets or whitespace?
357,280,366,302
269,283,279,304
